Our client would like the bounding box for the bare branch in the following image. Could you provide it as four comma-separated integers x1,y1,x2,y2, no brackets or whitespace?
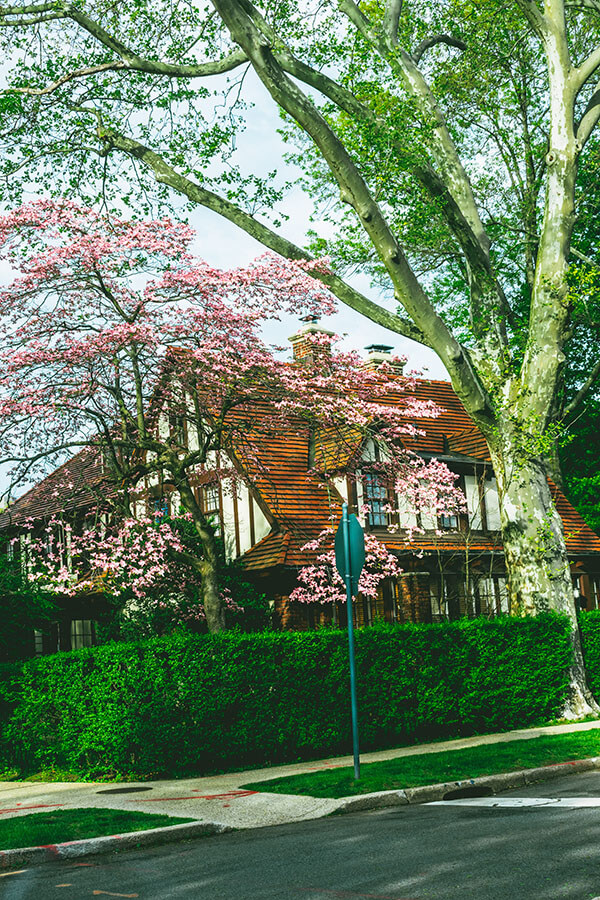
412,34,467,64
338,0,491,260
6,61,125,96
573,44,600,93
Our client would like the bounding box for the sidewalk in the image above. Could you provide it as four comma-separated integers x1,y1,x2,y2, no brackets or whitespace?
2,718,600,832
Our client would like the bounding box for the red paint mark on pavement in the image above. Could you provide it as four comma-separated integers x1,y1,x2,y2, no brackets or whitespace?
92,891,139,897
40,844,61,857
136,796,205,802
191,790,258,800
0,804,64,815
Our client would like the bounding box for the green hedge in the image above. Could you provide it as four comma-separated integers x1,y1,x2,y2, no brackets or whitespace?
579,611,600,697
0,614,572,779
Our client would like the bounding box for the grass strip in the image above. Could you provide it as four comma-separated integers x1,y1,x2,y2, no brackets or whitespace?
242,731,600,798
0,807,195,851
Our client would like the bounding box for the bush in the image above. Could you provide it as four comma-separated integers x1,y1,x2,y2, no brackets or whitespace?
0,614,572,779
578,610,600,698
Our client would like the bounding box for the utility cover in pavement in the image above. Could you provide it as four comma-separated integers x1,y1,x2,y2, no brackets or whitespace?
96,786,153,794
430,796,600,808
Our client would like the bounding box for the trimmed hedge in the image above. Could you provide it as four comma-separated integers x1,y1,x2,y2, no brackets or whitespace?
0,614,572,779
579,611,600,697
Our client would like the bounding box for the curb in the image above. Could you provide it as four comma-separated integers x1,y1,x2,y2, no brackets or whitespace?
3,756,600,868
0,819,233,869
333,755,600,815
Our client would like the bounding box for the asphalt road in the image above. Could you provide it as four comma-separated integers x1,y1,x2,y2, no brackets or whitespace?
5,771,600,900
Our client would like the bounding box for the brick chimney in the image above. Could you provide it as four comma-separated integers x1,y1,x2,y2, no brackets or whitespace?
363,344,404,375
289,316,335,369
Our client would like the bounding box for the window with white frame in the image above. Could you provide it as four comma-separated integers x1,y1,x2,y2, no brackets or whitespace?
202,483,220,518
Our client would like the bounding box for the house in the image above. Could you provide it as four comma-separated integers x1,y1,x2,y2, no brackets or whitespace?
2,320,600,652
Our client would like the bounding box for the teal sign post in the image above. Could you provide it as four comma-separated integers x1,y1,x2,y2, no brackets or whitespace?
334,502,365,780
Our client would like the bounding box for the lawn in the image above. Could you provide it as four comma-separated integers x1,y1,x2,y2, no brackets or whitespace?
242,731,600,798
0,807,195,850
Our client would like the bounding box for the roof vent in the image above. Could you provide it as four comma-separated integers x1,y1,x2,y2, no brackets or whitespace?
364,344,404,374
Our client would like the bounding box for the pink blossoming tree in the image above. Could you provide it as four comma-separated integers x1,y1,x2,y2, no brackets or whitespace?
0,200,464,632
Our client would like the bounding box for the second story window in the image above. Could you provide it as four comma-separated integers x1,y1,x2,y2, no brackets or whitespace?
363,472,389,528
169,413,186,447
202,483,220,518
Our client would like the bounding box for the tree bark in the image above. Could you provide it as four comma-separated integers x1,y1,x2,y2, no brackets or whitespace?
198,525,226,633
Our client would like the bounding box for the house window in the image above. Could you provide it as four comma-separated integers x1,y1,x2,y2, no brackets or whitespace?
439,513,459,530
363,472,389,528
34,630,44,656
169,413,186,447
70,619,95,650
202,483,220,517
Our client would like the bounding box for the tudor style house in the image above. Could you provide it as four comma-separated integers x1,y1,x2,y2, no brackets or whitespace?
2,321,600,653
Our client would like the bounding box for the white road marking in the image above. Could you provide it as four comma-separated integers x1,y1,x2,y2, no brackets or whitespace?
430,796,600,808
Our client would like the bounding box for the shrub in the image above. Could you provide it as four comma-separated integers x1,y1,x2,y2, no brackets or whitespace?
0,614,572,779
578,611,600,698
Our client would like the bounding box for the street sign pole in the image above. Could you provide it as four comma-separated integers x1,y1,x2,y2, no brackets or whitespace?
341,502,360,781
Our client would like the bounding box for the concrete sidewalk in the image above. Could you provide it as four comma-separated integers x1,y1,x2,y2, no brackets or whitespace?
1,717,600,832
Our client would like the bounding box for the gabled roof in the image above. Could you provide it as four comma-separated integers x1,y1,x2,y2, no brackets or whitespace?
0,447,105,530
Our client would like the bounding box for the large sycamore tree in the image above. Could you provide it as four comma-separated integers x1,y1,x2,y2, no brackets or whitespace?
1,0,600,709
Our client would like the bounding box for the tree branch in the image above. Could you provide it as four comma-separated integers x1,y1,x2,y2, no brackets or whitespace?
102,129,429,346
209,0,493,420
563,353,600,417
412,34,467,64
337,0,491,260
383,0,403,47
0,3,249,79
6,61,126,96
512,0,548,36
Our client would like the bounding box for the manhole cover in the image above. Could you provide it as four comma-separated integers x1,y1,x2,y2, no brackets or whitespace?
96,786,153,795
442,785,493,801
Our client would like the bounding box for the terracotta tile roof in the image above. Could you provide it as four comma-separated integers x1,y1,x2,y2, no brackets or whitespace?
551,483,600,555
446,428,491,460
241,531,291,570
0,448,106,529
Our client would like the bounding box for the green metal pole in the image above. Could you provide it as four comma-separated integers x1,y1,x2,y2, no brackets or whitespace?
342,502,360,780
